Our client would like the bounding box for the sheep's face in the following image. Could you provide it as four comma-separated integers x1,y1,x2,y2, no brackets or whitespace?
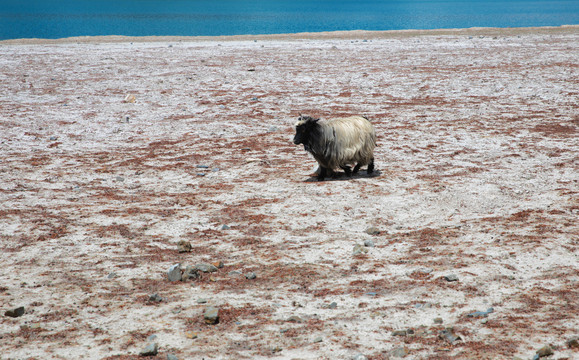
293,115,319,145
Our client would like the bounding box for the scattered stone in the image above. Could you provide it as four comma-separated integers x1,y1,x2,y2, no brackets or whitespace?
196,165,209,169
439,328,461,343
167,264,182,282
390,346,409,358
149,293,163,302
268,126,279,132
124,94,136,103
467,308,494,318
271,346,283,353
197,298,208,304
220,224,230,230
229,270,242,276
444,274,459,282
353,244,369,256
313,336,323,343
5,306,25,318
365,227,381,235
433,317,444,324
323,302,338,309
352,354,368,360
287,315,303,323
204,306,219,325
212,260,224,269
107,272,118,279
392,330,407,336
182,266,200,281
535,345,553,357
139,342,158,356
167,354,179,360
147,334,157,341
245,272,257,280
363,239,375,247
185,331,198,339
195,263,218,273
177,240,192,253
417,267,433,274
567,337,579,348
49,136,58,141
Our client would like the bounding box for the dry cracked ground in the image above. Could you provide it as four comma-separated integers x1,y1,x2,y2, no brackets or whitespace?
1,27,578,360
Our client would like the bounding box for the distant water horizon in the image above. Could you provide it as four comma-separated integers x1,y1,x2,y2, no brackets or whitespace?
1,0,578,40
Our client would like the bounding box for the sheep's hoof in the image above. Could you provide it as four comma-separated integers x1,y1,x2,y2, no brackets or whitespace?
341,166,352,177
352,164,361,174
367,165,374,174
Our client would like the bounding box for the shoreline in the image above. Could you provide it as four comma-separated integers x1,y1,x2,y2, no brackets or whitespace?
1,24,577,45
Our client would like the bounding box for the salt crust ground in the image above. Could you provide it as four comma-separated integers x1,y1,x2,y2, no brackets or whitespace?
1,27,578,360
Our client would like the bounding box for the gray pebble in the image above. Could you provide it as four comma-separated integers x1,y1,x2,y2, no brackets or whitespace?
433,317,443,324
390,346,409,358
439,328,461,343
392,330,407,336
182,265,199,281
149,294,163,302
147,334,157,341
5,306,25,318
467,307,494,318
107,272,118,279
195,263,218,273
245,272,257,280
196,165,209,168
204,306,219,324
363,239,375,247
444,274,459,282
365,227,381,235
167,264,182,282
197,298,208,304
313,336,323,343
139,342,158,356
352,354,368,360
353,244,368,256
327,302,337,309
167,354,179,360
220,224,230,230
535,345,553,357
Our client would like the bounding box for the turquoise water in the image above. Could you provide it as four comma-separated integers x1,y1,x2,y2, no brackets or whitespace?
1,0,578,40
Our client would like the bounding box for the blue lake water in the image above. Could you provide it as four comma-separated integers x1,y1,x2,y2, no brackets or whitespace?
1,0,578,40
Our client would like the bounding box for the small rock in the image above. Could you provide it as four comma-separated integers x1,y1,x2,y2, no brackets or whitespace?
325,302,338,309
433,317,443,324
195,263,218,273
196,164,209,169
467,307,494,318
271,346,283,353
107,272,118,279
245,272,257,280
204,306,219,325
352,354,368,360
535,345,553,357
177,240,192,253
49,136,58,141
365,227,381,235
286,315,303,323
392,330,407,336
5,306,25,318
147,335,157,341
444,274,459,282
182,265,199,281
229,270,242,277
439,328,461,343
220,224,230,230
353,244,369,256
185,331,198,339
167,264,182,282
390,346,409,358
167,354,179,360
197,298,208,304
149,293,163,302
124,94,136,103
363,239,375,247
313,336,323,343
567,337,579,348
139,342,158,356
212,260,224,269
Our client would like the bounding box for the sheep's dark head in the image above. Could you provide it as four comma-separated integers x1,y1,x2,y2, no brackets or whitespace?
293,115,320,147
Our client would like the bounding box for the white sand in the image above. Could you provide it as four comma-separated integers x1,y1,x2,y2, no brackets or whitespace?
1,26,578,359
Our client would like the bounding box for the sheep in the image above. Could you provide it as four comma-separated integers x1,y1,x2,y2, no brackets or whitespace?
293,114,376,181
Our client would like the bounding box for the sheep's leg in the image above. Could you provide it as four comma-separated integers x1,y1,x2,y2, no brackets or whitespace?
317,167,328,181
341,165,352,177
352,163,361,174
367,158,375,174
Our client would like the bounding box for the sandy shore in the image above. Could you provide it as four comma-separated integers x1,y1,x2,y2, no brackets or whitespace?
1,27,578,359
